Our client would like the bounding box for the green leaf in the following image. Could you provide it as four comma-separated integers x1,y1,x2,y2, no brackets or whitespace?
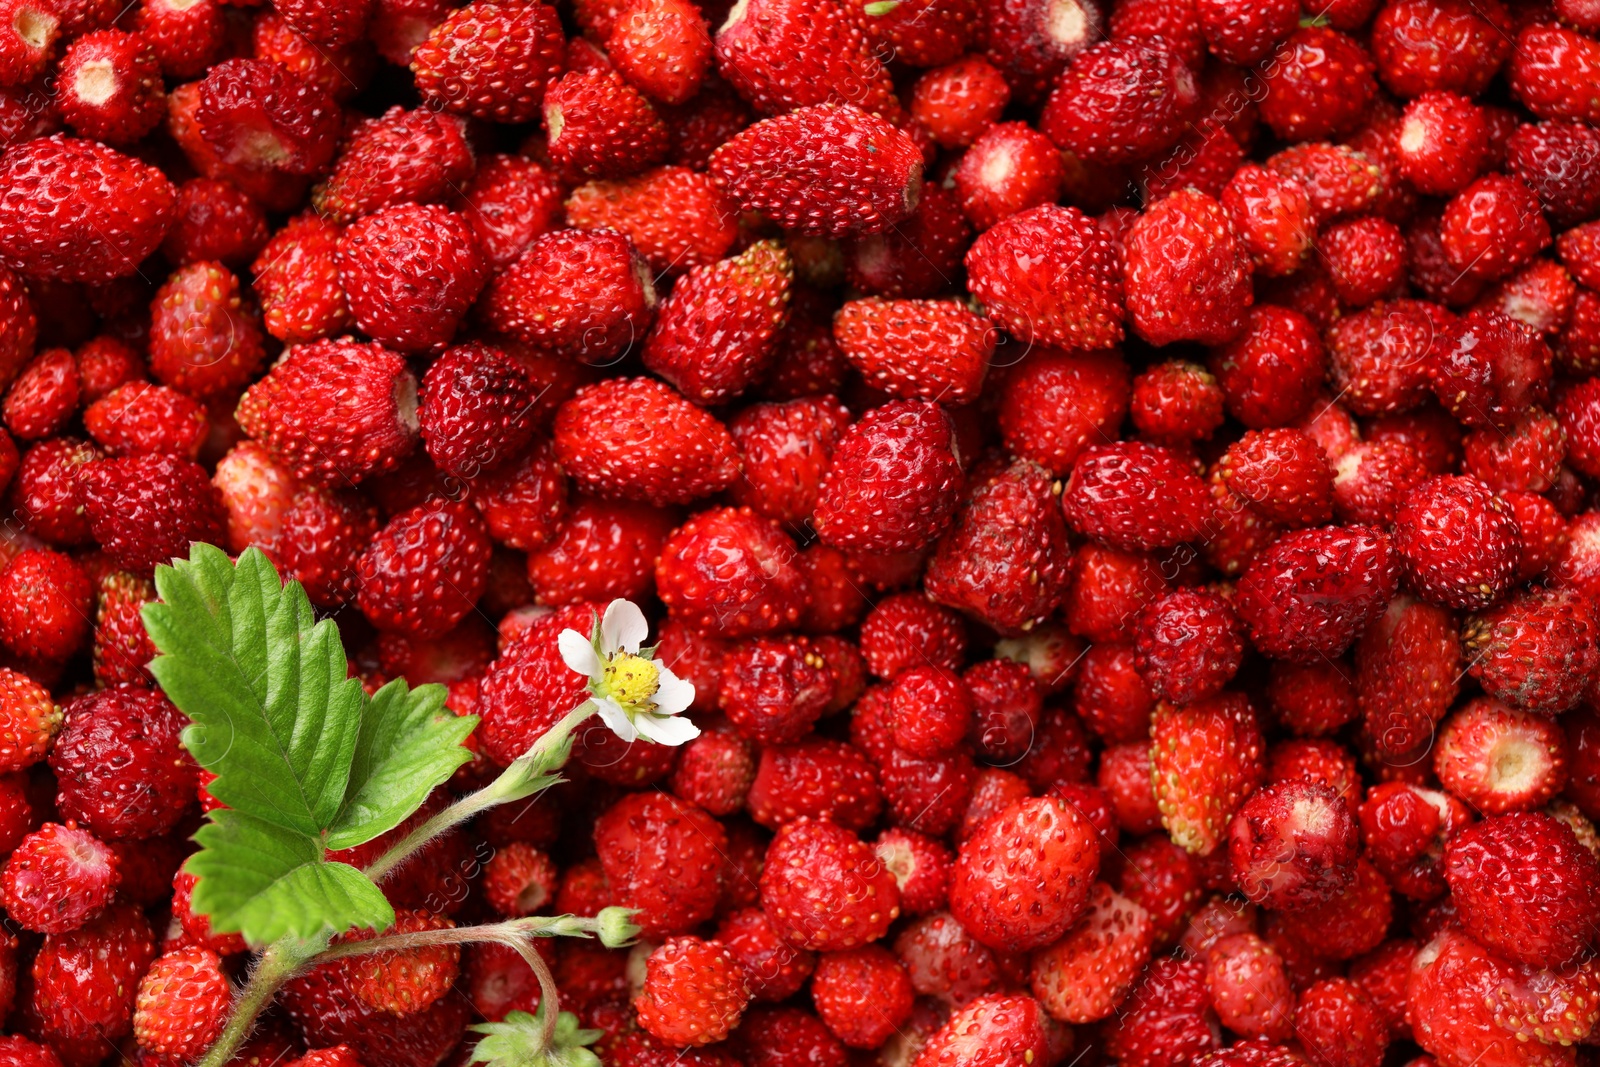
144,544,477,946
470,1008,602,1067
185,811,395,942
145,545,362,836
327,678,477,850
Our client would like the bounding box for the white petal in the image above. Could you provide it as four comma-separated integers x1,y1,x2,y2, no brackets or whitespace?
558,628,602,679
595,698,638,742
652,666,695,716
601,599,649,654
635,712,700,746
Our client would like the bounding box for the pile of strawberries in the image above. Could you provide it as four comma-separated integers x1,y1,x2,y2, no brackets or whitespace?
0,0,1598,1063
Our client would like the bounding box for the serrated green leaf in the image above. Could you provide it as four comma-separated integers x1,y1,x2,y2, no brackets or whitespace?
326,678,477,850
185,811,395,942
145,545,362,836
470,1008,602,1067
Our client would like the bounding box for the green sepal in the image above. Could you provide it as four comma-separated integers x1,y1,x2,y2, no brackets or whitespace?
470,1007,602,1067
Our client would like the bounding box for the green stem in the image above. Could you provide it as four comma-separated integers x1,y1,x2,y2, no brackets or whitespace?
307,915,601,964
197,940,316,1067
363,701,597,886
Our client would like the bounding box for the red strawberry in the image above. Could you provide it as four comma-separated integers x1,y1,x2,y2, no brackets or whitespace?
727,395,850,526
48,686,195,843
0,547,85,665
1196,0,1296,64
1149,693,1264,856
995,350,1130,477
846,0,977,67
236,338,420,487
276,487,381,609
1434,697,1567,815
1354,593,1460,765
1221,164,1314,278
452,154,565,272
470,441,568,552
1462,586,1599,715
553,377,738,506
566,166,734,277
594,790,728,940
656,506,808,637
147,260,266,401
760,817,900,951
526,495,674,606
982,0,1102,105
858,593,967,681
252,12,376,104
1446,812,1600,968
715,0,900,121
1395,92,1486,196
1510,23,1600,123
1265,142,1382,225
132,945,229,1060
355,501,490,638
731,1007,848,1067
747,738,878,831
1370,0,1511,97
1040,37,1196,165
1438,174,1550,283
194,58,341,176
909,55,1011,148
717,907,814,1003
835,298,991,405
948,795,1098,951
1125,188,1252,346
1,822,116,934
1228,780,1358,912
1132,589,1244,705
1106,957,1220,1067
1234,525,1399,663
83,382,206,460
410,0,564,123
418,342,535,479
813,400,964,554
608,0,711,105
952,121,1065,231
635,936,750,1047
4,349,79,441
709,104,922,238
251,213,354,344
339,910,460,1016
1109,0,1204,67
545,68,669,180
1204,933,1295,1041
1320,216,1408,307
0,136,176,283
965,204,1123,351
27,901,156,1060
91,570,156,688
809,944,912,1049
718,635,835,745
1218,428,1334,527
161,177,270,269
481,229,657,364
55,30,163,146
312,106,474,223
1293,978,1387,1067
846,182,970,300
1392,475,1519,610
913,993,1051,1067
644,239,792,404
337,203,486,354
1029,881,1155,1024
1061,440,1212,552
1259,27,1377,141
1273,856,1392,961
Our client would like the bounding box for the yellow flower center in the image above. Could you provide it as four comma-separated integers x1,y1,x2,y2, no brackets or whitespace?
602,653,660,708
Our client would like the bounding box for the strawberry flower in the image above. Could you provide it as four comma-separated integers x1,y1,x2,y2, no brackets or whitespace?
558,599,698,746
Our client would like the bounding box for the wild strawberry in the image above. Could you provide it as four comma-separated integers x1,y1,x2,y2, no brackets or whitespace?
982,0,1101,105
951,121,1064,232
1370,0,1511,97
0,0,56,87
643,239,791,404
3,348,78,442
1461,410,1565,498
1125,188,1252,346
709,104,920,239
1,822,116,934
1061,440,1212,552
132,945,229,1060
1473,258,1575,338
1073,643,1154,746
1204,933,1295,1042
747,738,877,831
287,1047,365,1067
54,30,163,146
1129,361,1224,446
716,635,833,745
276,487,381,609
0,136,174,284
1142,125,1243,204
194,58,340,176
607,0,711,105
655,506,807,637
808,944,913,1049
147,260,266,400
1220,164,1314,278
1321,217,1409,307
1131,589,1244,706
1218,429,1335,527
545,68,669,180
338,910,460,1016
1325,300,1444,416
552,377,738,506
1029,881,1154,1024
312,106,474,223
0,666,56,771
1228,780,1358,911
446,157,564,275
1062,543,1167,646
1149,694,1264,857
355,501,489,639
1273,856,1392,961
410,0,564,123
715,0,899,120
83,382,205,460
1260,27,1377,141
844,185,969,302
1292,978,1387,1067
253,12,376,104
1106,957,1220,1067
48,687,195,841
0,547,89,663
594,790,727,940
1434,697,1566,815
1265,143,1382,226
857,593,966,682
948,795,1098,952
1438,174,1550,284
1366,404,1465,473
996,349,1129,476
1393,475,1519,609
760,817,899,951
1041,37,1194,166
964,204,1124,348
1393,92,1486,195
250,214,353,345
1557,375,1600,479
924,459,1072,635
565,167,733,278
161,178,269,270
910,56,1010,148
1362,783,1466,902
417,343,535,480
1234,525,1399,663
1446,812,1600,969
1463,586,1598,715
27,901,156,1059
337,204,486,354
1331,440,1430,527
1510,23,1600,123
726,396,849,527
716,907,815,1003
634,936,750,1048
833,298,991,405
482,229,656,364
523,495,670,605
812,400,962,554
1195,0,1295,64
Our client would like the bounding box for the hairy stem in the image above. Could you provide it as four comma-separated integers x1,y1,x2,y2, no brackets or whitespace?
307,915,601,964
363,702,596,886
197,940,315,1067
